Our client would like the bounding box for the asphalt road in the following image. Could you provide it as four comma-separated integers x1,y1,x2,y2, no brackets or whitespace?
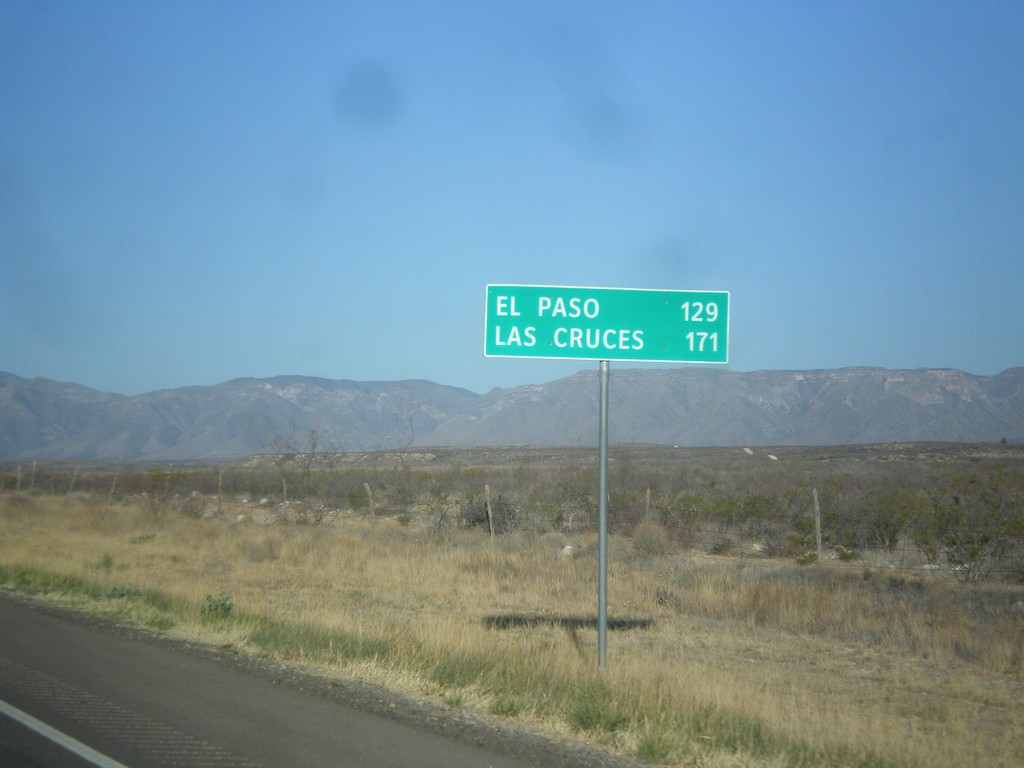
0,594,635,768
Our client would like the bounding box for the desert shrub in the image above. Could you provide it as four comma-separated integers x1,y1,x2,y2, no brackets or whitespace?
665,525,695,550
788,478,901,556
916,464,1024,582
835,545,859,562
631,518,672,556
142,470,188,516
346,483,372,511
463,494,520,534
550,468,596,530
367,467,414,511
708,496,741,533
737,493,777,537
813,476,868,550
178,491,206,519
708,537,735,556
656,493,705,535
861,486,929,551
423,490,461,528
200,592,234,621
294,500,337,526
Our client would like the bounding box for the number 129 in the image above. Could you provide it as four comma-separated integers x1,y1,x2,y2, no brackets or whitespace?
681,301,719,323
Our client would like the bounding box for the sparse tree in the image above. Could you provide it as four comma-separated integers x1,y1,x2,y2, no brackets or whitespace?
269,426,341,525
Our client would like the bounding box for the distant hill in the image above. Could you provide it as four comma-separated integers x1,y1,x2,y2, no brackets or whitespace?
1,367,1022,461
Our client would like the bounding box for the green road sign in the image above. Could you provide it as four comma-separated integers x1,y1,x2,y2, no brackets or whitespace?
484,284,729,364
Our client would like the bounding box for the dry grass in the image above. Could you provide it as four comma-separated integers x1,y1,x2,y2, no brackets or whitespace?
2,491,1023,767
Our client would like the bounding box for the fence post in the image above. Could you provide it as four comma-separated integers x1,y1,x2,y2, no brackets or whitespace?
485,484,495,542
813,488,823,564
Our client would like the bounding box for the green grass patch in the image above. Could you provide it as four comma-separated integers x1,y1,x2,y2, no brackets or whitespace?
0,565,101,598
441,691,464,708
106,584,142,598
0,565,181,629
142,589,185,614
247,616,396,664
566,687,631,734
488,695,524,717
425,649,496,689
635,726,679,764
144,614,178,630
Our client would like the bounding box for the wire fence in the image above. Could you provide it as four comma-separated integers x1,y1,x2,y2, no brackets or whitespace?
2,458,1022,584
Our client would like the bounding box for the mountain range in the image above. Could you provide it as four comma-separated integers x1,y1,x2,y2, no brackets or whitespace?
1,367,1023,461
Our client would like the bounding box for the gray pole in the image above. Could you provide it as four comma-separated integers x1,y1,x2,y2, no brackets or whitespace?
597,360,610,668
813,488,822,564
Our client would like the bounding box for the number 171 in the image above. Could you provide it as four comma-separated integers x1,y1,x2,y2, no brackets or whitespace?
686,331,718,352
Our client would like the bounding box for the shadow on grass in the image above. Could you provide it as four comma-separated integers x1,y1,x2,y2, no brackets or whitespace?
482,614,653,630
483,614,653,657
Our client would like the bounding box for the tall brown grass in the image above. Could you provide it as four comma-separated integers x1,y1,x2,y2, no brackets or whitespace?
2,491,1022,767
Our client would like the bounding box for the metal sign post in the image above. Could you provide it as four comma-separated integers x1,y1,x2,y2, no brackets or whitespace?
484,284,730,669
597,360,609,667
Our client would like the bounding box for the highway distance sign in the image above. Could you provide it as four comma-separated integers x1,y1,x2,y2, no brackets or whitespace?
484,284,730,364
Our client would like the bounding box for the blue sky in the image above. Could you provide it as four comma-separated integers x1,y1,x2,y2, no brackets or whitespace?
2,0,1022,396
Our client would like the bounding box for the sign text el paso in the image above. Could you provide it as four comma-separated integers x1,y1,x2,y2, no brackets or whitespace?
484,285,729,364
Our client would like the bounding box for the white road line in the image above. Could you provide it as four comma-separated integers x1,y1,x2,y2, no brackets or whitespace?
0,697,131,768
